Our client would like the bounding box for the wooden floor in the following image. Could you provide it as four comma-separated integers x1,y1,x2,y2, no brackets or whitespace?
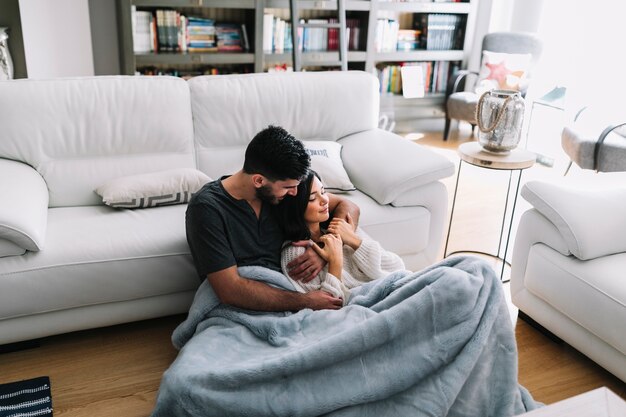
1,123,624,416
1,314,624,417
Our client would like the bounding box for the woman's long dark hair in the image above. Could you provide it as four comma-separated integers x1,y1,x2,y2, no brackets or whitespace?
274,171,321,242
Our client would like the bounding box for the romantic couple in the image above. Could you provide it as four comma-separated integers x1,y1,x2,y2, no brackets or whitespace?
153,125,539,417
185,125,404,309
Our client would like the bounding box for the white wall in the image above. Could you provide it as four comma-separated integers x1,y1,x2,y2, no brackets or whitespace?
510,0,543,33
533,1,626,113
19,0,94,78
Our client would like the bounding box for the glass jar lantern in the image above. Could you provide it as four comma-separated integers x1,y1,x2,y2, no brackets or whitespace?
476,89,525,153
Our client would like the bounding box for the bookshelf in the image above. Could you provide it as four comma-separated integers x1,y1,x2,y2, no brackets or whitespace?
118,0,263,76
117,0,478,121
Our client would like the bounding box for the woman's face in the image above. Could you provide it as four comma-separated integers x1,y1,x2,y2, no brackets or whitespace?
304,176,329,224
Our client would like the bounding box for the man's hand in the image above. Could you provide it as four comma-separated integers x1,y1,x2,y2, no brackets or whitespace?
303,290,342,310
287,241,325,283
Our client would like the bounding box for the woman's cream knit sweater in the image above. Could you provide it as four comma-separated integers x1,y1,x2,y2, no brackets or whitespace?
280,228,405,305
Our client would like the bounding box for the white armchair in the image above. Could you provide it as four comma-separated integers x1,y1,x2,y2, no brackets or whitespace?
511,180,626,382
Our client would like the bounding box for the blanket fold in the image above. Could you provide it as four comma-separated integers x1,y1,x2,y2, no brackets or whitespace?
153,256,539,417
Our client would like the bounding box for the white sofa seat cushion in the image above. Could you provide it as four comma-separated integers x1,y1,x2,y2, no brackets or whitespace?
524,243,626,355
340,129,455,205
345,190,430,257
0,159,48,251
0,205,198,320
521,181,626,260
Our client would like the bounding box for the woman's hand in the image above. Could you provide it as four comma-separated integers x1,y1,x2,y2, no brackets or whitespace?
327,213,362,250
312,234,343,279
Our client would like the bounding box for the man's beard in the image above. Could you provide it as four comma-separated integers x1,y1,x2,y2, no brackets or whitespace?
256,184,280,205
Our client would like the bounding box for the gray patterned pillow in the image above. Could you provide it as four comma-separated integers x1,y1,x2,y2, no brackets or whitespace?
95,168,211,209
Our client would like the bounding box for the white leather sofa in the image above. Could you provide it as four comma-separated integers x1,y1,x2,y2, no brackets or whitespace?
511,180,626,382
0,71,454,345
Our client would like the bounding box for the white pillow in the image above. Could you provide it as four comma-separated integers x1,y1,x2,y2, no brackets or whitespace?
95,168,211,208
475,50,532,95
521,181,626,260
303,141,355,193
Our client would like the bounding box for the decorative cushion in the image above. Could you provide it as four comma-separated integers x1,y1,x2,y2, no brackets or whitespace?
303,141,355,192
521,181,626,260
95,168,211,208
475,50,532,95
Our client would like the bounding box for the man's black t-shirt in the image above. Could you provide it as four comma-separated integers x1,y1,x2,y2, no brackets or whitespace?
186,177,284,281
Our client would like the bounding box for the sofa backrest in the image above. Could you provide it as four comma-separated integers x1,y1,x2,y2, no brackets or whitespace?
0,76,195,207
188,71,379,179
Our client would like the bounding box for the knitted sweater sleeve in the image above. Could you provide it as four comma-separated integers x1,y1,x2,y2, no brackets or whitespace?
281,244,346,302
344,228,405,285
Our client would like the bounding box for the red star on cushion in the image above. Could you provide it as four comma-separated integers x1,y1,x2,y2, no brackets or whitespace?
485,61,511,87
485,61,525,89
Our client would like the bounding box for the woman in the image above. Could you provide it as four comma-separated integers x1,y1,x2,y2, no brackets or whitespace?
276,171,405,304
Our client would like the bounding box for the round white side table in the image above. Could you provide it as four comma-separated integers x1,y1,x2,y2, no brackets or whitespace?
444,141,536,280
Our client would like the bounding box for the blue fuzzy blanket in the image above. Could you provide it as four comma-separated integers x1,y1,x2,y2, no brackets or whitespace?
151,256,539,417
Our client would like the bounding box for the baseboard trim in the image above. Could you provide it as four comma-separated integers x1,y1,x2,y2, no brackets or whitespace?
518,310,564,344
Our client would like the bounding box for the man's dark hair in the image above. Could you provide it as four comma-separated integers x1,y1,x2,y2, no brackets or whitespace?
243,125,310,181
274,171,320,242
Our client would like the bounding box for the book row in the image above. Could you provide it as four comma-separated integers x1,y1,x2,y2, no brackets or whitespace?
137,64,253,78
377,60,460,95
263,14,362,53
132,10,464,55
132,8,250,53
413,13,466,51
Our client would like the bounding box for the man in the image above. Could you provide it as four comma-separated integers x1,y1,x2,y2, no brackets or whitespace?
186,125,360,311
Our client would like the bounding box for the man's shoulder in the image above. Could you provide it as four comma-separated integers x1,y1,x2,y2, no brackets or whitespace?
189,179,223,205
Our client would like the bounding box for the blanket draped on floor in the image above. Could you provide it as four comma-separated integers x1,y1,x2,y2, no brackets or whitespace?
151,256,539,417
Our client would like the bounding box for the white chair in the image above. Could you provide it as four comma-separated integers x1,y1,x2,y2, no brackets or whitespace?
443,32,543,140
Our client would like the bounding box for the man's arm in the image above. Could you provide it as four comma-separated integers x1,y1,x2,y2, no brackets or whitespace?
328,193,360,227
208,266,342,311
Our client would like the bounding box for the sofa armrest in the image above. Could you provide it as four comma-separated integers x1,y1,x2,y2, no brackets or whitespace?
0,159,49,252
338,129,455,205
521,180,626,260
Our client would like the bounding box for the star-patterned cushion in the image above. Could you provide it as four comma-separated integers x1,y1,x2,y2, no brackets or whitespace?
474,50,532,95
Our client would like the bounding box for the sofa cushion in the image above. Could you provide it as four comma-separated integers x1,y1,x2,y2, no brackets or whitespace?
0,205,199,320
345,190,430,257
521,181,626,260
340,129,455,205
95,168,211,208
525,243,626,355
0,76,196,207
475,50,531,94
189,71,379,175
303,141,355,193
